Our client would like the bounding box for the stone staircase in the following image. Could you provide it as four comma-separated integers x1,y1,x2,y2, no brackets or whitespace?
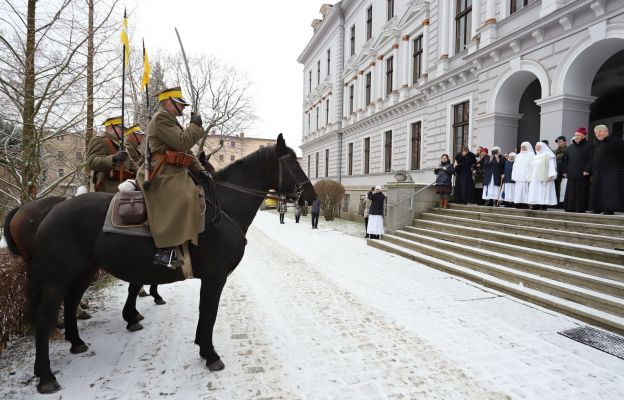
368,204,624,335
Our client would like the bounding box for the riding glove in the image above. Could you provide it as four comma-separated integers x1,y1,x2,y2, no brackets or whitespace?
112,151,128,163
190,112,203,128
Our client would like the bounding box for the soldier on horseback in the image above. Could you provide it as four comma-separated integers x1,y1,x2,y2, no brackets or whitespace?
136,86,211,268
125,124,146,166
87,116,138,193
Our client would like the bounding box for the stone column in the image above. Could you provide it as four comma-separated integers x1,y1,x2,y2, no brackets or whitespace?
376,55,385,111
400,35,410,100
480,0,498,46
438,0,450,74
536,95,596,141
469,0,481,54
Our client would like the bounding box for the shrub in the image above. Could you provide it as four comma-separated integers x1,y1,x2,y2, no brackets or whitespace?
313,179,345,221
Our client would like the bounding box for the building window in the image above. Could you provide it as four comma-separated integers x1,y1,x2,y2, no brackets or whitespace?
315,152,319,178
349,84,354,115
350,25,355,56
75,151,82,161
366,5,373,41
56,150,65,160
364,137,370,174
410,121,422,170
326,49,331,75
230,155,235,161
231,140,235,148
365,72,372,106
316,107,320,131
387,0,394,21
309,70,312,91
317,60,321,85
384,130,392,172
325,149,329,177
219,154,224,162
453,101,470,157
511,0,536,14
307,154,311,176
58,168,64,178
386,56,393,96
56,135,64,141
308,112,311,132
348,142,353,175
325,99,330,126
455,0,472,53
412,35,423,83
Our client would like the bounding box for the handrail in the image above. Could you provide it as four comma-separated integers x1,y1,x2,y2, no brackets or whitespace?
385,181,436,211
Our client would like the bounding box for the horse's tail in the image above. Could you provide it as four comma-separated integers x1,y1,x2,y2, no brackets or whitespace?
3,206,22,256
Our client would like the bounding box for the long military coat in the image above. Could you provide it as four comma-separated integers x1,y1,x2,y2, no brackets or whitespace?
87,132,138,193
136,105,205,248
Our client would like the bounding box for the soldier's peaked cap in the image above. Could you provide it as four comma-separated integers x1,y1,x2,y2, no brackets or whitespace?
125,124,144,136
157,86,190,106
102,116,123,127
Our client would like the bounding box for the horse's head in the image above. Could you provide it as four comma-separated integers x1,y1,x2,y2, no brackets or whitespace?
198,152,217,176
272,133,316,206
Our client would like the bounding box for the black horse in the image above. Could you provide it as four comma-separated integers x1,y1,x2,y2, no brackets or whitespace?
3,134,315,394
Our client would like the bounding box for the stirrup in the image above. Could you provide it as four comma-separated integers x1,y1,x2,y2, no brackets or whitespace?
154,248,183,269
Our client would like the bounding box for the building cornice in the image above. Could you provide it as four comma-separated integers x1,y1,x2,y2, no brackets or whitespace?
298,3,343,64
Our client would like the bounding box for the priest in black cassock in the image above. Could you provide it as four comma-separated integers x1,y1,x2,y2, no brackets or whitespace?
453,146,477,204
561,127,592,213
588,125,624,215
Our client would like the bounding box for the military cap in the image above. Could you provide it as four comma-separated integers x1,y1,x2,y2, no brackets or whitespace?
102,116,123,127
125,124,144,136
157,86,190,106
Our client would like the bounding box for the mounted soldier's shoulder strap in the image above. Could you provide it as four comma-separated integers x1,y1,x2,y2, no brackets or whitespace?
103,138,118,155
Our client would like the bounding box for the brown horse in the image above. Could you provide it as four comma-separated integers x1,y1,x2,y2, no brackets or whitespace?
3,134,315,393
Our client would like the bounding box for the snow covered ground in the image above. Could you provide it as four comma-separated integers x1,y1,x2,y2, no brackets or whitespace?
0,210,622,399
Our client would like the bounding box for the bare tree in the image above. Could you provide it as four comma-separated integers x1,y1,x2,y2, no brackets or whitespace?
0,0,121,205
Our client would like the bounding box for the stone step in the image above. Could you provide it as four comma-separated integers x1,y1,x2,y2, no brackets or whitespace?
447,203,624,226
409,220,624,265
392,230,624,299
402,226,624,283
428,208,624,238
367,238,624,336
418,213,624,250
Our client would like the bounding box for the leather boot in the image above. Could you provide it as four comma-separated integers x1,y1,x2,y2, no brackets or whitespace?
443,199,449,209
154,248,183,269
439,199,444,208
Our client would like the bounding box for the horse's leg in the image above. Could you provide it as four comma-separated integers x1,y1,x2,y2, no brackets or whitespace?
196,275,227,371
150,284,166,305
122,284,144,332
33,287,63,394
63,271,96,354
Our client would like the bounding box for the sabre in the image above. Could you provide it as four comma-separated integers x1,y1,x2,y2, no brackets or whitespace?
174,27,198,114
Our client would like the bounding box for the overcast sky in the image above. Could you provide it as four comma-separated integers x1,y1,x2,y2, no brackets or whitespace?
131,0,335,154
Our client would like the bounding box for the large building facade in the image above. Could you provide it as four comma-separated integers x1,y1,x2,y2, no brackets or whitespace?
298,0,624,215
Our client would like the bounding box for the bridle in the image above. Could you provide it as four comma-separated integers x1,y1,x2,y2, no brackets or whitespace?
214,154,310,203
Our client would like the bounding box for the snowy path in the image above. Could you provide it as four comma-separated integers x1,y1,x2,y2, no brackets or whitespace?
0,211,623,399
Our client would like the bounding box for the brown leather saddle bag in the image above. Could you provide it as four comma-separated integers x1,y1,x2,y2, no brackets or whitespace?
113,191,147,226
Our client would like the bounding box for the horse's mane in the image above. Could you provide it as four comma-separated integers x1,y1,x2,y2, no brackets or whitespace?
214,144,297,180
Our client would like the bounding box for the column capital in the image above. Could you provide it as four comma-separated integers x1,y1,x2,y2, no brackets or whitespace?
392,43,399,49
369,61,376,67
422,19,430,26
483,18,497,26
377,55,384,60
358,70,364,75
402,35,410,41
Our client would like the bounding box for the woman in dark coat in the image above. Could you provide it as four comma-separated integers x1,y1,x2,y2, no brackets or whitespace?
453,147,476,204
366,186,386,239
434,154,455,209
589,125,624,215
561,128,592,213
481,146,506,206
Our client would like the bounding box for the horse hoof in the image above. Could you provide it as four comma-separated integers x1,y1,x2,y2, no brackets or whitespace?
70,343,89,354
127,322,143,332
206,359,225,371
37,379,61,394
135,313,145,321
154,298,166,305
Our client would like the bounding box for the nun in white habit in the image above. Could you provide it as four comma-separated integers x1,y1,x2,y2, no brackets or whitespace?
527,142,557,210
511,142,534,208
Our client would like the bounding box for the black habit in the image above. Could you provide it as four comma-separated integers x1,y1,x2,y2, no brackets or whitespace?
453,151,476,203
561,139,592,213
589,135,624,213
483,155,506,187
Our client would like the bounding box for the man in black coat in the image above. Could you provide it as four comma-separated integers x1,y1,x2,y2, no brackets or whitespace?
554,135,568,208
589,125,624,215
453,147,477,204
561,128,592,213
482,147,506,206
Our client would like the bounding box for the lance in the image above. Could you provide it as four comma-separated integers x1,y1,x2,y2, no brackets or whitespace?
119,8,129,182
142,38,154,190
